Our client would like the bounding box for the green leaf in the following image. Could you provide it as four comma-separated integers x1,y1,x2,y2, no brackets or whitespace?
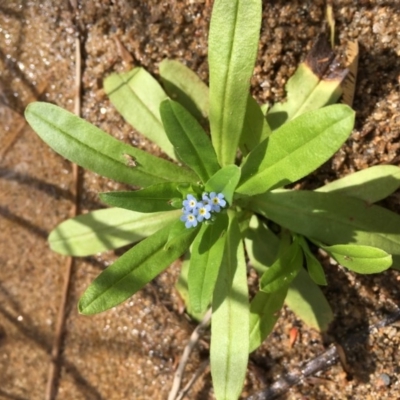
316,165,400,203
285,269,333,332
175,182,202,198
159,59,209,124
175,252,206,322
242,218,331,331
99,182,183,213
165,218,200,250
249,288,287,352
243,218,331,332
239,95,271,156
259,238,303,293
25,102,197,187
237,105,355,195
266,35,347,130
188,214,228,314
103,67,176,160
318,243,392,274
49,208,181,256
211,211,249,400
205,165,241,205
160,99,220,183
78,220,198,315
244,215,280,274
208,0,262,166
247,190,400,269
298,236,327,285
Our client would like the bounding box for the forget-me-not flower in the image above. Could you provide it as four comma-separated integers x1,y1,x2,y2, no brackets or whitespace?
209,192,226,212
180,192,227,228
201,192,211,206
180,211,198,228
196,202,212,222
183,194,198,213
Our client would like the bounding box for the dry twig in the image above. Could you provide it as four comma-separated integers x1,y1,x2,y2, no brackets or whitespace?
168,309,212,400
44,17,82,400
176,359,210,400
246,309,400,400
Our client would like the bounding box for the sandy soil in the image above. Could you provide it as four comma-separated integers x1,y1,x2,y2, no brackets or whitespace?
0,1,399,399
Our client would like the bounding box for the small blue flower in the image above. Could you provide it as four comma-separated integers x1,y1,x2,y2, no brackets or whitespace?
180,211,198,228
196,202,212,222
209,192,226,212
201,192,211,206
183,194,198,213
180,192,227,228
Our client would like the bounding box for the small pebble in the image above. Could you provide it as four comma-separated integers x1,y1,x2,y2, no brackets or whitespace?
377,373,391,388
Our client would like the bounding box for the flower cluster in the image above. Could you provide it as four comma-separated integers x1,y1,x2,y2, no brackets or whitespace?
180,192,227,228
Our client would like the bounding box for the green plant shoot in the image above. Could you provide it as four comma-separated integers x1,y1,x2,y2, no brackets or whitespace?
25,0,400,399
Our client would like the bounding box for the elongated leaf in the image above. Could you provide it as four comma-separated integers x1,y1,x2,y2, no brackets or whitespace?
159,59,209,123
249,288,287,352
189,214,228,313
242,217,331,331
243,217,332,331
286,269,333,332
211,211,249,400
319,243,392,274
165,219,200,250
260,239,303,293
244,215,280,274
208,0,262,166
298,236,327,285
237,105,355,195
247,190,400,269
316,165,400,203
49,208,181,256
78,220,198,315
205,165,241,205
160,100,220,183
266,35,347,130
175,252,206,322
303,248,327,286
240,95,271,156
104,67,176,159
99,183,183,213
25,102,197,187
